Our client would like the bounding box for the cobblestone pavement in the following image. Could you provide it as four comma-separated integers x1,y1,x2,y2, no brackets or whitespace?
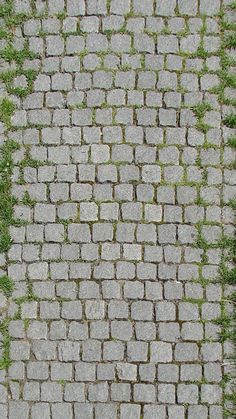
0,1,235,418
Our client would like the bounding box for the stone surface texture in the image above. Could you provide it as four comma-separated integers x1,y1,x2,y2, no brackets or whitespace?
0,0,235,418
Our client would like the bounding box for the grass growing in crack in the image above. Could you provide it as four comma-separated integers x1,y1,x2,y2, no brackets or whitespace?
215,83,236,413
0,44,36,65
22,191,36,208
215,310,234,343
223,113,236,128
0,138,19,253
0,320,11,370
192,102,212,119
0,98,15,127
56,11,67,20
0,275,13,297
0,0,43,374
228,198,236,211
220,71,236,89
23,319,30,331
191,45,209,59
5,12,29,28
192,102,212,133
0,69,37,97
224,33,236,49
0,0,13,18
195,121,211,134
219,262,236,286
0,27,8,39
227,135,236,148
19,155,43,169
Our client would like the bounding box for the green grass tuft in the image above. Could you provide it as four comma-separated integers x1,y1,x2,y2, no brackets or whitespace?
192,102,212,119
19,156,43,169
223,113,236,128
0,44,36,64
0,1,13,18
56,11,67,20
22,191,36,208
0,320,11,370
220,71,236,88
0,27,8,39
230,1,236,10
221,267,236,285
224,33,236,49
0,97,15,127
0,230,11,253
195,121,211,134
0,139,19,252
0,275,13,297
192,102,212,133
5,12,29,27
194,45,209,59
228,198,236,210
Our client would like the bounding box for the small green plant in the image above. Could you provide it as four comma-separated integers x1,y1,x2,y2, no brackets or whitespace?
106,0,112,13
215,312,234,343
57,11,67,20
192,102,212,119
195,121,211,134
228,198,236,210
194,45,208,59
192,102,212,133
224,33,236,49
0,320,11,370
0,140,20,252
19,155,43,169
0,97,15,127
0,275,13,297
23,319,30,330
0,27,8,39
58,380,66,385
183,297,205,306
120,64,132,71
227,135,236,148
0,67,39,100
0,0,13,18
5,12,29,27
219,263,236,285
22,191,36,208
220,70,236,89
223,113,236,128
0,43,36,64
